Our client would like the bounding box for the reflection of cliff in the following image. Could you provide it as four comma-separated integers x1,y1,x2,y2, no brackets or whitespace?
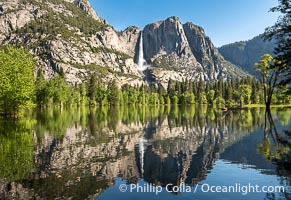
1,106,274,199
137,118,255,187
31,123,144,199
1,119,145,199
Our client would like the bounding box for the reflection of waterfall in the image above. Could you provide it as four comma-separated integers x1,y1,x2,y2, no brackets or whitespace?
138,137,147,178
137,32,147,71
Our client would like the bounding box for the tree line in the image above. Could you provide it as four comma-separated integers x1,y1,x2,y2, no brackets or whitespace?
1,46,291,116
35,71,291,108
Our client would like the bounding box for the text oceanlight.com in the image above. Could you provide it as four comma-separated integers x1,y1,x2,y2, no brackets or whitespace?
118,183,285,195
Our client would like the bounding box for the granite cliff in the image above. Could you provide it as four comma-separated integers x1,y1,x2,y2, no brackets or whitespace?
0,0,143,86
0,0,248,87
142,17,247,85
218,35,276,76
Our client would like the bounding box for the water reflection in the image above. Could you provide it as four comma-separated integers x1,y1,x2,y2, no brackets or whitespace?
0,106,290,199
0,119,35,182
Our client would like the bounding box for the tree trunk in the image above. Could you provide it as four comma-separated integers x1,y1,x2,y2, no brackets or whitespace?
265,101,271,112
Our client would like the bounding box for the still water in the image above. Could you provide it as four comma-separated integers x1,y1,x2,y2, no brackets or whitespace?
0,106,290,200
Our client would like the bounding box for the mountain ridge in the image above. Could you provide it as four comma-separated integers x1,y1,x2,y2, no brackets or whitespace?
218,34,276,76
0,0,249,87
142,16,248,85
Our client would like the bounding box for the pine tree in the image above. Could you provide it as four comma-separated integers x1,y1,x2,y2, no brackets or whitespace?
35,70,47,106
167,79,175,97
107,80,120,106
88,74,98,105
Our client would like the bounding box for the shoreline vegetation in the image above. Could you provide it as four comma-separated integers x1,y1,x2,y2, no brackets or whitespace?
2,103,291,118
0,46,290,117
244,104,291,108
0,51,289,117
1,102,291,117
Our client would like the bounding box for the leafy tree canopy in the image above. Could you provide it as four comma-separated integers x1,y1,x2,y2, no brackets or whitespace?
0,46,35,116
264,0,291,85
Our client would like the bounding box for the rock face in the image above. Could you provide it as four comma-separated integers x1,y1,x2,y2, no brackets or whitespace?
218,35,276,76
72,0,105,22
97,26,141,58
118,26,142,58
142,17,248,85
0,0,143,86
0,1,248,87
143,17,194,61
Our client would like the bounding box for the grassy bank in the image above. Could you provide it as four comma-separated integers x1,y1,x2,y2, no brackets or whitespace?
244,104,291,108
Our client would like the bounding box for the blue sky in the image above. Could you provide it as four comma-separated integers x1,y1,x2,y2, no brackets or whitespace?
90,0,280,47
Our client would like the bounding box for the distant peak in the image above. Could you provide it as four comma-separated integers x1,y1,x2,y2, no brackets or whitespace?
73,0,105,23
183,22,204,33
184,22,194,26
124,26,141,31
165,16,180,22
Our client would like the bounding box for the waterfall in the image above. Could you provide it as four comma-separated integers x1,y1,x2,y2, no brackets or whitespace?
137,32,147,71
138,137,147,178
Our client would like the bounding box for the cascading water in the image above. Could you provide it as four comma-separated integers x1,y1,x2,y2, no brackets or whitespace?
138,137,147,178
137,32,147,71
135,34,149,177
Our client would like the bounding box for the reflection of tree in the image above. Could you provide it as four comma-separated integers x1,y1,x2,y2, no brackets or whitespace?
257,109,290,167
34,108,80,139
0,119,35,182
277,108,291,126
259,109,291,200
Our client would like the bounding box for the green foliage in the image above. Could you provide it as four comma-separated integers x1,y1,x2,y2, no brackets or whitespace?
35,70,47,106
171,95,179,105
46,76,75,105
1,48,289,114
9,67,291,111
88,74,98,105
34,108,80,139
0,119,35,182
0,46,35,115
255,54,282,108
257,137,289,161
255,54,273,78
148,93,159,105
95,82,107,106
264,0,291,85
180,92,195,105
207,90,215,105
199,92,207,104
276,85,291,104
215,96,225,107
34,73,80,107
107,80,120,105
164,95,171,105
238,85,252,104
80,83,88,105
